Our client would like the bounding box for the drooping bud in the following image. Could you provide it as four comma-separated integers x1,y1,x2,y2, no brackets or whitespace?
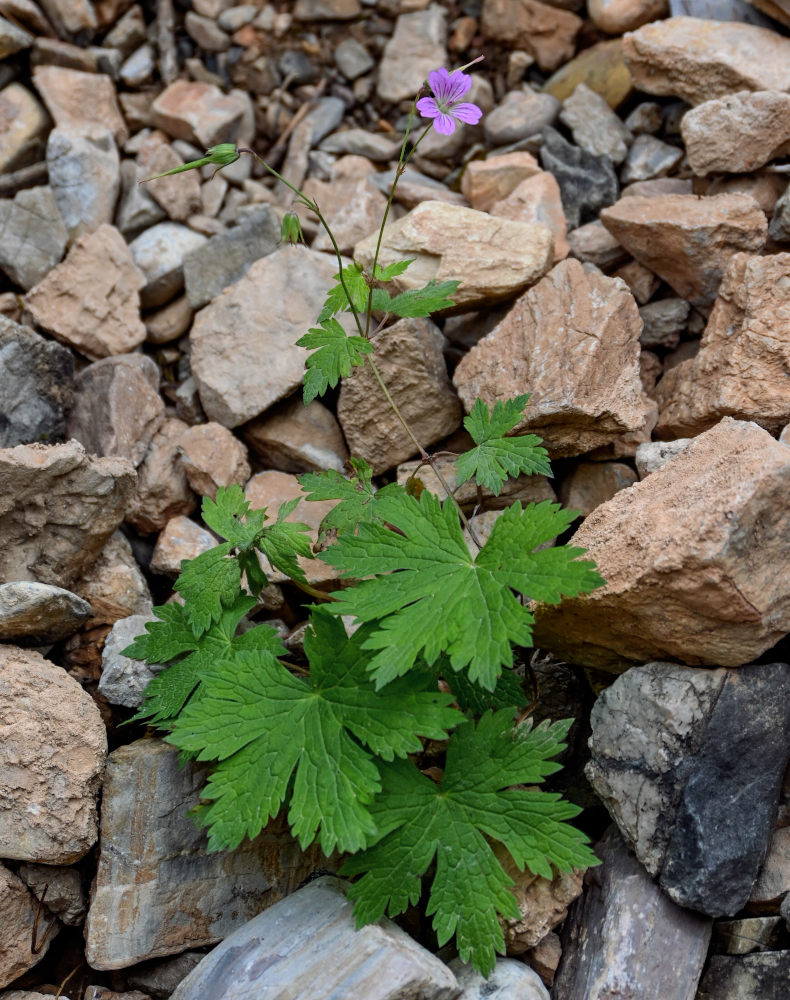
139,143,240,184
281,211,305,245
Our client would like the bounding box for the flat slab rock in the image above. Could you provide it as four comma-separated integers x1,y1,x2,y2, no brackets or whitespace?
586,661,790,916
84,738,331,970
169,876,459,1000
0,581,91,644
532,418,790,670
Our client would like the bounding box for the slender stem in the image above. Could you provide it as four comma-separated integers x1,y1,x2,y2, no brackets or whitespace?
290,578,339,603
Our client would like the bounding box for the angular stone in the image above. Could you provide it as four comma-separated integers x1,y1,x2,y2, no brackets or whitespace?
99,613,164,709
0,864,58,988
47,125,120,242
656,253,790,437
355,200,554,313
566,220,628,270
619,134,683,184
320,129,401,162
129,222,208,309
554,827,712,1000
449,957,549,999
293,0,361,17
144,295,193,346
376,6,447,103
751,825,790,906
769,180,790,242
453,259,652,458
542,38,633,107
700,170,788,218
169,877,458,1000
0,13,32,58
150,515,216,577
639,296,689,349
698,951,790,999
498,856,584,955
682,90,790,176
152,79,245,147
71,529,150,626
0,83,50,175
634,437,691,477
398,454,557,511
0,643,106,862
305,161,388,256
190,247,344,427
712,916,786,955
242,397,348,474
84,738,332,970
461,152,542,213
333,37,374,80
534,419,790,669
125,953,205,999
184,11,230,51
490,171,570,262
0,185,67,290
0,440,135,587
483,90,561,147
0,581,91,644
126,418,196,535
66,355,165,468
614,259,660,304
137,141,202,223
600,193,767,309
25,224,147,359
539,126,619,230
558,462,638,518
481,0,582,73
622,16,790,106
32,66,127,145
588,0,668,33
0,317,74,448
116,159,167,241
183,205,280,309
178,422,251,498
338,316,462,474
560,83,631,165
17,862,86,927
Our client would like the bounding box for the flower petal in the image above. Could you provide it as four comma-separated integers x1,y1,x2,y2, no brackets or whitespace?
433,112,457,135
416,96,440,118
444,70,472,104
448,102,482,125
428,67,452,101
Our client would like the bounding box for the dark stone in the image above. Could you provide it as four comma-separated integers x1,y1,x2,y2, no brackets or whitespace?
277,49,318,85
539,125,618,229
697,951,790,1000
0,316,75,447
660,662,790,917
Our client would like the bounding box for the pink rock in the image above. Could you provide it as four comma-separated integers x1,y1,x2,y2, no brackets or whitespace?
32,65,127,144
490,171,570,262
150,515,216,577
0,864,58,987
460,152,542,214
558,461,638,517
178,422,251,498
481,0,583,73
588,0,668,35
152,79,246,147
126,418,197,534
73,531,153,626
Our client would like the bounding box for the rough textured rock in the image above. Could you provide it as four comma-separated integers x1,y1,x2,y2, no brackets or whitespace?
461,152,542,214
0,82,49,175
543,37,633,107
0,440,135,587
600,193,767,309
498,857,584,955
47,125,120,242
99,613,163,709
149,515,216,577
697,951,790,999
125,418,196,535
489,171,569,263
0,864,59,988
539,126,619,230
750,826,790,906
0,185,68,290
532,419,790,669
190,247,341,428
354,200,555,313
0,643,106,862
559,83,631,165
84,738,334,971
32,65,127,144
622,16,790,106
178,422,251,498
588,0,668,33
169,877,459,1000
620,133,683,184
72,531,152,627
453,259,652,458
634,437,691,477
483,90,560,147
305,160,389,255
24,225,147,359
481,0,582,73
151,79,245,147
566,220,628,270
639,297,689,349
241,397,348,474
449,957,549,999
681,90,790,177
0,581,91,643
553,827,712,1000
376,6,447,103
129,221,208,309
712,916,786,955
17,862,86,926
656,253,790,438
558,462,638,517
338,316,462,474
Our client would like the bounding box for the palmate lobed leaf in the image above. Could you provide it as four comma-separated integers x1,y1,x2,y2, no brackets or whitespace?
297,318,373,404
201,484,266,550
342,711,599,977
166,609,459,854
298,458,404,541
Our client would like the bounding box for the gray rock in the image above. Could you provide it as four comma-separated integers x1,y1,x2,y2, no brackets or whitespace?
183,205,280,309
126,952,205,999
540,126,619,229
370,165,467,207
711,916,786,955
115,159,167,240
485,91,560,147
242,397,348,474
782,893,790,930
334,37,374,80
0,317,74,447
47,126,120,242
84,738,332,971
129,222,208,308
280,96,346,192
319,128,401,161
0,581,91,644
623,101,663,135
0,185,68,289
169,876,459,1000
119,43,155,88
697,951,790,1000
17,862,87,926
99,614,164,708
634,438,692,477
377,6,447,103
560,84,631,165
768,181,790,243
620,134,684,185
638,297,690,349
449,957,549,998
0,13,33,57
553,827,711,1000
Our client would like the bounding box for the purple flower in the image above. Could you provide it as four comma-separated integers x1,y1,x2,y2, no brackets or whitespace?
416,67,483,136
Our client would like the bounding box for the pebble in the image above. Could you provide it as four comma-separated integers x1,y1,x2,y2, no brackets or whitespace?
638,296,690,348
334,36,374,79
0,864,59,986
539,125,619,229
31,65,127,145
619,133,683,183
47,125,120,241
559,83,631,165
481,0,582,73
542,38,633,107
587,0,668,33
178,421,251,498
484,90,561,147
0,581,91,644
99,613,165,708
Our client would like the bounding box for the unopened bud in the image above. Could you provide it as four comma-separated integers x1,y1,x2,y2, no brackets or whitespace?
204,143,240,167
281,211,305,245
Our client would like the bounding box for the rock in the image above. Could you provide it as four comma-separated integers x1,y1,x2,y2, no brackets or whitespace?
241,397,348,474
83,990,151,1000
178,421,251,498
152,79,245,147
750,826,790,906
619,134,684,184
337,316,462,474
559,84,631,165
0,440,135,588
129,222,208,309
624,101,664,134
398,454,557,511
354,201,555,313
31,66,127,145
72,531,152,626
461,152,542,213
0,13,32,57
655,253,790,437
0,185,67,290
622,16,790,106
697,952,790,999
588,0,669,33
293,0,361,16
149,515,216,577
566,220,628,270
0,317,74,447
682,90,790,176
600,193,767,309
125,952,205,999
536,418,790,667
190,247,342,428
137,141,202,223
320,128,401,161
125,418,197,534
700,170,788,218
614,259,660,304
542,38,633,107
553,827,712,1000
0,643,106,862
16,862,86,926
99,613,164,709
0,581,91,644
116,159,167,240
634,437,691,477
183,205,280,309
184,10,230,51
712,916,786,954
84,738,333,970
498,857,584,955
622,176,693,198
47,125,120,242
376,6,447,103
169,876,458,1000
304,159,388,255
144,295,194,346
0,864,58,988
558,462,638,517
0,82,49,175
280,96,345,192
481,0,582,73
638,296,689,349
769,181,790,242
449,957,549,999
484,91,561,147
65,354,165,468
334,37,374,80
490,171,570,262
24,224,147,359
539,126,619,229
453,259,652,458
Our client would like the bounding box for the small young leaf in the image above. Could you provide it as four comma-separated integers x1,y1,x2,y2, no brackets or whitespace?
175,542,240,634
317,263,370,322
202,485,266,550
257,501,313,585
374,259,414,281
387,280,460,318
297,318,373,404
298,458,403,541
455,397,552,495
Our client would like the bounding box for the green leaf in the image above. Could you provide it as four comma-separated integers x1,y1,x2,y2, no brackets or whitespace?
175,542,240,634
167,609,459,854
324,492,603,690
317,263,370,322
342,711,598,977
374,259,413,281
257,501,313,585
121,600,200,665
423,656,527,714
298,458,403,541
297,318,374,405
386,280,460,318
456,397,552,496
202,485,266,550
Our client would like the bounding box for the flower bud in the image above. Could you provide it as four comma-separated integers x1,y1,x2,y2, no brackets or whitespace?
204,143,241,167
281,211,305,245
